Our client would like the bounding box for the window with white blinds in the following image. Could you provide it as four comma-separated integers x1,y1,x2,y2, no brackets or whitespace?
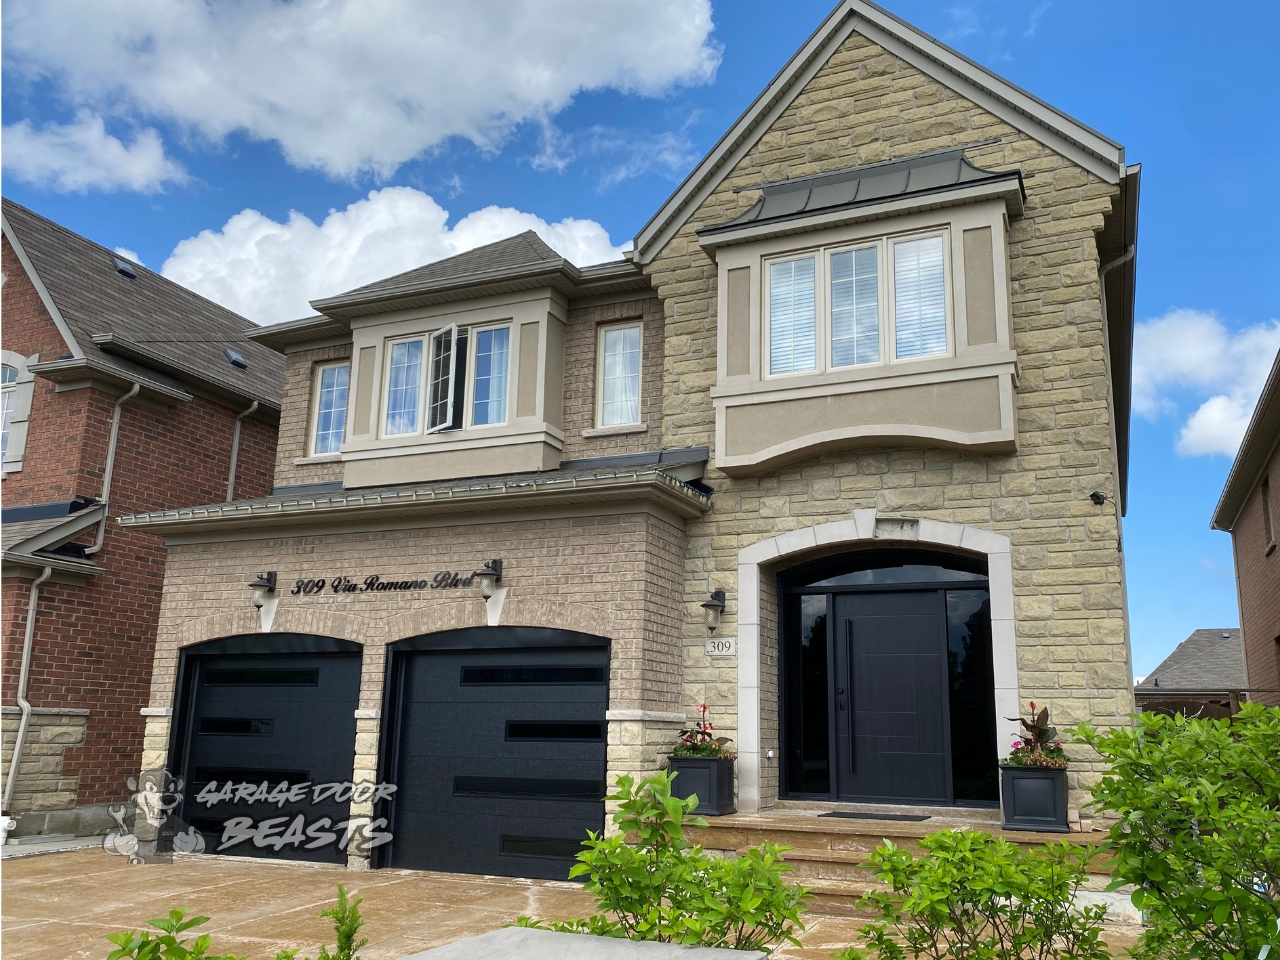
763,230,950,379
768,257,817,375
892,235,947,359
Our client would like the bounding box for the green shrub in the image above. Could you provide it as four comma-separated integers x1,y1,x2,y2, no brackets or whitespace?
835,830,1110,960
1071,703,1280,960
105,884,366,960
519,771,807,952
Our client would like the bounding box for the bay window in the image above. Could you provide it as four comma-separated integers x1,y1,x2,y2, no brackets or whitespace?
383,323,513,438
765,229,950,377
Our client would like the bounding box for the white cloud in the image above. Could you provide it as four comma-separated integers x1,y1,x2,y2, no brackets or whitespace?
160,187,627,325
4,0,720,181
1,111,186,193
113,247,144,266
1132,308,1280,457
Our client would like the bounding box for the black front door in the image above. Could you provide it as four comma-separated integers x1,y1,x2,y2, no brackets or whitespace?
833,591,950,803
780,551,999,806
385,640,608,879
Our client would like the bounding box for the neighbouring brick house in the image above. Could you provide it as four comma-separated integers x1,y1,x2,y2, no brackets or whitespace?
1,199,282,836
1212,347,1280,707
123,0,1139,875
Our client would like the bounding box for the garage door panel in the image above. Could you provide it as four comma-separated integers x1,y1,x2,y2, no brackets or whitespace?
388,641,607,879
182,652,361,864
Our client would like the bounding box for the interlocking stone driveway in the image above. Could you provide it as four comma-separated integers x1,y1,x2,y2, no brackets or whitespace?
0,848,876,959
1,848,1139,959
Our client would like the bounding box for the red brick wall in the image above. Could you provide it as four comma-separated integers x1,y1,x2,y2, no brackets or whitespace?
1232,439,1280,707
2,235,278,806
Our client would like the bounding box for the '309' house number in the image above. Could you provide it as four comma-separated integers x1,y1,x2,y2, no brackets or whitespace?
705,636,735,658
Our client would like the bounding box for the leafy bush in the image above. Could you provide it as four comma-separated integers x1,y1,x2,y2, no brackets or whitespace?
105,884,366,960
835,830,1110,960
519,771,806,952
1071,703,1280,960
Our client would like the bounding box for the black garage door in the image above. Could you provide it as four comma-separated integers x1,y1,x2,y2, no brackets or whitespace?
175,637,361,864
382,631,608,880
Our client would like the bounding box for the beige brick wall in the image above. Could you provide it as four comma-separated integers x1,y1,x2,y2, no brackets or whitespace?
561,296,666,461
272,343,353,488
1,710,88,812
644,30,1131,811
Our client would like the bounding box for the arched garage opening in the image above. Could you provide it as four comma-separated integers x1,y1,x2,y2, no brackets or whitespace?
377,626,610,880
170,633,363,864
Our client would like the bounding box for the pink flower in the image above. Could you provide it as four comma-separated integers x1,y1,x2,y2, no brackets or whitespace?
697,704,708,714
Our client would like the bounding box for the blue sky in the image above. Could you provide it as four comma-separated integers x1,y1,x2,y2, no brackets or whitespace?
4,0,1278,675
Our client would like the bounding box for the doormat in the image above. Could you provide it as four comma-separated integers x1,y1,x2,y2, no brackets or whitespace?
818,811,931,822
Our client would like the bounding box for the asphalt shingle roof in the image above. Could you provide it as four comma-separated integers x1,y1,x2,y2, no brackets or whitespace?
325,231,564,304
1,515,74,551
3,199,283,406
1135,628,1247,692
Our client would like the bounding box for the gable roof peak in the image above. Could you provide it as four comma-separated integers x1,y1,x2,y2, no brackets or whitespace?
633,0,1128,264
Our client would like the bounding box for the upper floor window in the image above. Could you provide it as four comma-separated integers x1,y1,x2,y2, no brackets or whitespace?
766,229,950,378
471,326,510,426
383,323,514,438
598,322,642,426
311,361,349,456
1,364,17,463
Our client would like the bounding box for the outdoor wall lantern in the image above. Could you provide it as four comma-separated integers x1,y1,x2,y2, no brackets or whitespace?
1088,491,1109,506
701,590,727,633
249,571,278,609
473,559,504,599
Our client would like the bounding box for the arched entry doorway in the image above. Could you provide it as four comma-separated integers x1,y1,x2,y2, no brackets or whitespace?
378,627,610,880
780,550,999,806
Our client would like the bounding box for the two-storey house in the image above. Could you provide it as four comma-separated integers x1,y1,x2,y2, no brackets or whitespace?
122,0,1139,877
1,199,281,838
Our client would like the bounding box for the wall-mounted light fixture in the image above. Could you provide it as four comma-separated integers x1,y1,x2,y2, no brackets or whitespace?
700,590,727,633
1088,491,1109,506
249,571,277,609
473,559,504,599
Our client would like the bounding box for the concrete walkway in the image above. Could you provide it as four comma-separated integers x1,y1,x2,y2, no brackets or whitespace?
0,848,1139,959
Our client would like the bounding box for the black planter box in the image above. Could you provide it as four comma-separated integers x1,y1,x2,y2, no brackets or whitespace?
668,756,736,816
1000,764,1069,833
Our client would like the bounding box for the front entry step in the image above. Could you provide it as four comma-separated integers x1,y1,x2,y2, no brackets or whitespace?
690,810,1104,918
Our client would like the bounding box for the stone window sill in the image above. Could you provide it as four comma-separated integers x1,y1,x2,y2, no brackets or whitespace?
582,423,648,438
293,453,342,465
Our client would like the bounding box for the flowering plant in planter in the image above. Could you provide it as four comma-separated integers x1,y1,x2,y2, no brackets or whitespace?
1004,701,1068,769
673,704,736,759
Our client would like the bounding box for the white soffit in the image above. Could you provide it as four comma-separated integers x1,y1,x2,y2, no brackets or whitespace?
633,0,1126,265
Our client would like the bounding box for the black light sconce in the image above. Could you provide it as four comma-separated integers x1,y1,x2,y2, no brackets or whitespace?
473,559,504,599
1089,491,1109,506
248,571,277,609
701,589,727,633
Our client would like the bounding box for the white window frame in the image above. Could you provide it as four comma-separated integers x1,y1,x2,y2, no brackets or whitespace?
382,334,427,438
465,323,512,429
762,227,953,380
308,360,350,457
886,230,954,365
595,320,644,428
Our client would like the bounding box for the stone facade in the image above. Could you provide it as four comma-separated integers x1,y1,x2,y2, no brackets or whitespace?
642,31,1131,810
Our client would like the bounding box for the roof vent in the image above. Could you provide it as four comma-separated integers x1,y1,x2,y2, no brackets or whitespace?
112,257,137,279
224,348,249,371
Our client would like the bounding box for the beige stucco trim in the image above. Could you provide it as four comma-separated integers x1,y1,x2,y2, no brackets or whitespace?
734,511,1018,813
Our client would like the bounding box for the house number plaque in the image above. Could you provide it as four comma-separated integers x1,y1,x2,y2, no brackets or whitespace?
290,572,476,596
706,636,736,658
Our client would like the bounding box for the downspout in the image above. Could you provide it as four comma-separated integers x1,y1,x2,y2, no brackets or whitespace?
85,382,141,556
3,566,53,812
226,400,259,502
